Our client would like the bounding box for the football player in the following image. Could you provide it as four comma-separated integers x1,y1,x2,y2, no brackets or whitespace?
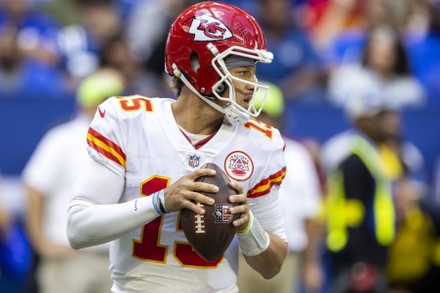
67,2,288,292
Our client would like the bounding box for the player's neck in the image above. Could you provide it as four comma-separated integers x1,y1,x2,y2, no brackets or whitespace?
172,94,223,135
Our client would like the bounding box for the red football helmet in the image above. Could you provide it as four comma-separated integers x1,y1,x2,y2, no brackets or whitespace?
165,1,273,125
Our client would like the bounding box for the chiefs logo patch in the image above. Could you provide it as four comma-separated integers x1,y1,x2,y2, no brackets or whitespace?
224,151,254,181
187,14,233,42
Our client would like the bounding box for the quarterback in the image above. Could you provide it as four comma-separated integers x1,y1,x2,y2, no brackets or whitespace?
67,2,288,292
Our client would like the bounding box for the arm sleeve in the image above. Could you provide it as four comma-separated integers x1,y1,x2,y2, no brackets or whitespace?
249,186,287,242
248,132,288,242
66,156,160,249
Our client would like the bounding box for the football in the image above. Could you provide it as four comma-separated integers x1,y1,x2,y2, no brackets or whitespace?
181,162,240,261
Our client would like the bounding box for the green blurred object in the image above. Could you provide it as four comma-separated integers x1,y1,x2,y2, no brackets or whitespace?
43,0,81,26
77,69,124,108
254,82,285,118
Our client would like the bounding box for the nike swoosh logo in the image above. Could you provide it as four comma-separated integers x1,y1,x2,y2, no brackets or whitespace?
98,106,106,118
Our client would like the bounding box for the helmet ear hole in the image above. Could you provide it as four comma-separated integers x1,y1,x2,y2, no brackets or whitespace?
190,52,200,72
215,82,227,96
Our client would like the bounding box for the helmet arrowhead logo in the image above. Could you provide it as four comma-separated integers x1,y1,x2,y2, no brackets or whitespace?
188,14,232,41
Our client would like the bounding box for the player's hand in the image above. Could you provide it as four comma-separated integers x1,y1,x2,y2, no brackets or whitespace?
227,182,249,230
163,168,217,214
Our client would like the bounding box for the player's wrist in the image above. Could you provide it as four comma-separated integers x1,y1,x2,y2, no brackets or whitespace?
237,210,270,256
152,190,168,214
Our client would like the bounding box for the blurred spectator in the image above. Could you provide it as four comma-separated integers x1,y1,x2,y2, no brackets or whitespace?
21,68,124,293
304,0,366,55
125,0,198,76
0,0,60,66
313,0,411,65
320,88,396,293
42,0,137,25
100,32,168,98
40,0,81,26
57,0,122,85
328,24,425,109
238,83,324,293
363,93,432,291
404,0,440,107
377,104,428,193
386,148,440,292
0,173,33,293
0,24,67,99
255,0,326,103
385,133,440,293
434,156,440,204
387,184,437,293
221,0,259,16
403,196,440,292
0,189,9,239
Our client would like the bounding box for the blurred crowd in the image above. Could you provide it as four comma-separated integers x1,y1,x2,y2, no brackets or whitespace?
0,0,439,104
1,0,440,107
1,0,440,292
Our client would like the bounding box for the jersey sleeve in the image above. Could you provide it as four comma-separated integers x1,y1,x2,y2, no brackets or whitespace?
86,97,127,178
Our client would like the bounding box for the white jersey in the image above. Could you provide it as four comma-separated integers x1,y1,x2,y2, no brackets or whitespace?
23,115,90,246
84,95,287,292
22,114,108,253
279,138,321,252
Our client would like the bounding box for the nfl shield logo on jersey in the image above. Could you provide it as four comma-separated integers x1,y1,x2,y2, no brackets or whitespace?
188,154,200,168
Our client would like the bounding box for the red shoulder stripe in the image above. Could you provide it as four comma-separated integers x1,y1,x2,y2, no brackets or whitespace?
87,127,126,168
247,167,287,198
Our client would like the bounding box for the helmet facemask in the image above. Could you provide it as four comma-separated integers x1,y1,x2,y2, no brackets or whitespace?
172,44,273,126
209,44,273,125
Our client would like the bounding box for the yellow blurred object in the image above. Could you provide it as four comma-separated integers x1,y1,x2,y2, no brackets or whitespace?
344,199,364,226
387,207,434,283
77,69,124,108
379,144,404,181
254,82,285,118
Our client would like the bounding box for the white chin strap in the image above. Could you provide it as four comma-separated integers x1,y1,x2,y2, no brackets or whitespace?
223,104,250,126
171,63,249,126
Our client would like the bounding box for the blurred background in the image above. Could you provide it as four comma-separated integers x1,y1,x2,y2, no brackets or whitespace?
0,0,440,292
